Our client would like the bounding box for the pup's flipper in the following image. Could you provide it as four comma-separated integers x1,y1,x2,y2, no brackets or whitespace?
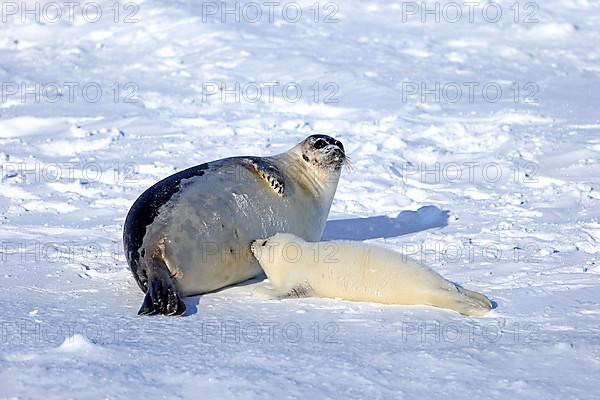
429,284,492,316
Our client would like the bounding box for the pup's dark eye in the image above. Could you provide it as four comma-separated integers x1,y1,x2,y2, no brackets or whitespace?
313,139,327,149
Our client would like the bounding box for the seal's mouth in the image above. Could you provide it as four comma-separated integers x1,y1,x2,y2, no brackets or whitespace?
324,145,351,171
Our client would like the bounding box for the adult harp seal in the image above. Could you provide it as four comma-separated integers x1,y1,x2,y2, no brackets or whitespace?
123,135,347,315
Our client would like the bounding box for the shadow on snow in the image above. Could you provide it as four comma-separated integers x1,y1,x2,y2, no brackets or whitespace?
322,205,449,241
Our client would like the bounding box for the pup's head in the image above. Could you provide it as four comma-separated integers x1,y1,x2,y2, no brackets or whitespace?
250,233,307,287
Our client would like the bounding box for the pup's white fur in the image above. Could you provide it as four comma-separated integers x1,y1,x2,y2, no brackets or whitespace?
251,233,492,316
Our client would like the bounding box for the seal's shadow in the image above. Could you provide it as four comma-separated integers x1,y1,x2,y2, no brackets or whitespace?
182,275,265,317
322,205,450,241
182,205,449,316
183,297,201,316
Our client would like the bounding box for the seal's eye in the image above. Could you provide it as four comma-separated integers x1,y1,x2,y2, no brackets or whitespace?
313,139,327,149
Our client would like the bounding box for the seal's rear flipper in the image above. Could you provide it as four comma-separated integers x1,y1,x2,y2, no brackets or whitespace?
429,284,492,316
138,258,186,316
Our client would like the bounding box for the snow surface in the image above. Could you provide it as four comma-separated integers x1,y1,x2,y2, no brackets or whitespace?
1,0,599,398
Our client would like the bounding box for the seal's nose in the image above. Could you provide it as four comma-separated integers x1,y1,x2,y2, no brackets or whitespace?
329,138,344,153
322,137,344,153
250,240,268,255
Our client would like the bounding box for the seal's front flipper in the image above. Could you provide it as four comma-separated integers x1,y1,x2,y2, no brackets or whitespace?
138,257,186,316
252,283,312,300
284,283,313,298
243,158,285,196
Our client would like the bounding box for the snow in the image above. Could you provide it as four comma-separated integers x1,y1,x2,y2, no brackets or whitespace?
1,0,599,398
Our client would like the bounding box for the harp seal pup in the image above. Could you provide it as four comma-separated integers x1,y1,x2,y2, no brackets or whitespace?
123,135,347,316
250,233,492,316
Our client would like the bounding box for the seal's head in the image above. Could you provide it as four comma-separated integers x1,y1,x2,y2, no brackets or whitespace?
298,134,347,172
275,134,347,219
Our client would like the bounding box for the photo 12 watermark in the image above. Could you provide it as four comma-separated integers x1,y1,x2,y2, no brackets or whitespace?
1,1,140,24
401,81,540,104
399,161,540,185
251,238,541,265
0,238,542,266
1,161,139,184
0,240,126,265
400,320,539,344
397,1,539,24
200,320,340,344
200,1,339,24
200,81,339,104
1,320,139,345
1,82,139,104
